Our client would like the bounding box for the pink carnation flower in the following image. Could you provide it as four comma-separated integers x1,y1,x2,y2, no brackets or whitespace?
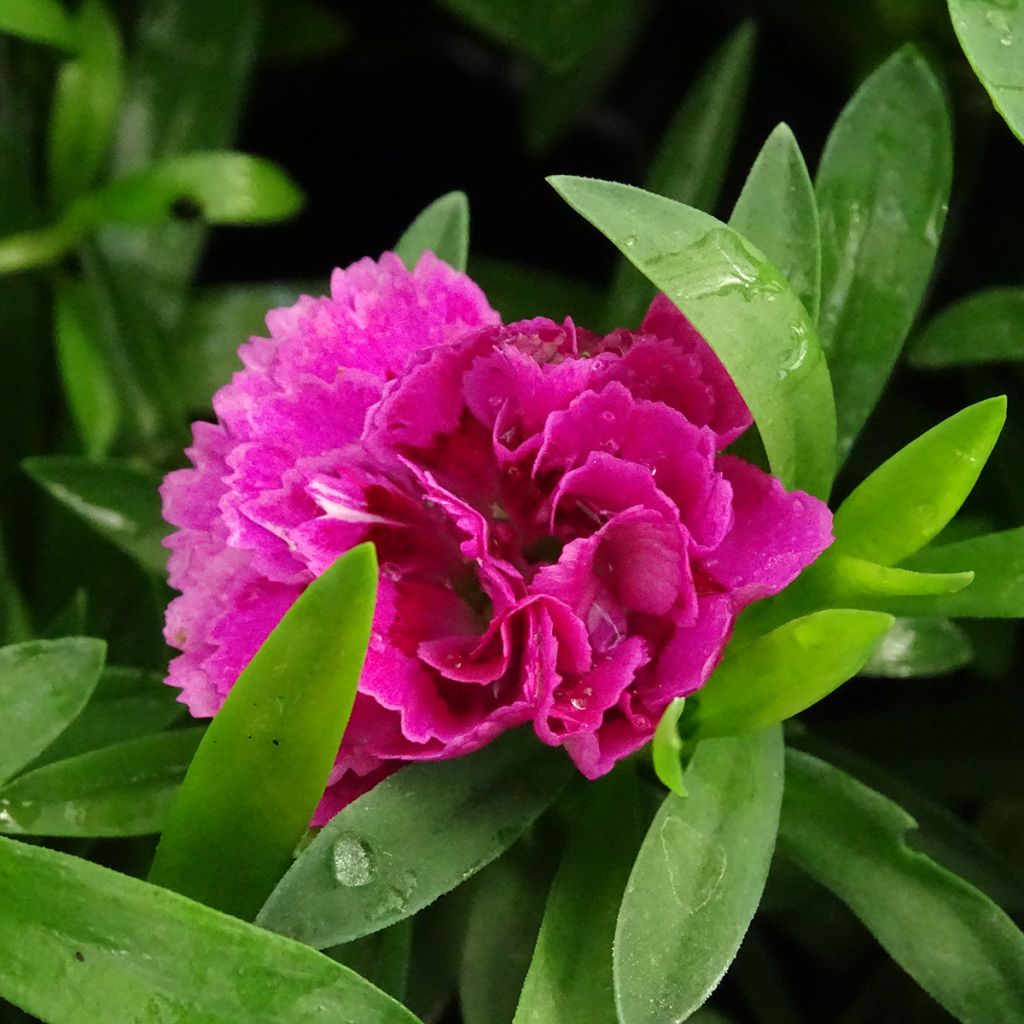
163,252,832,822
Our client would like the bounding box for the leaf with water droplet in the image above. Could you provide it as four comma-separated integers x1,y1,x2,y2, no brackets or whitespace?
549,175,836,499
332,835,376,887
816,45,952,464
693,609,893,738
949,0,1024,142
258,726,572,947
614,729,783,1024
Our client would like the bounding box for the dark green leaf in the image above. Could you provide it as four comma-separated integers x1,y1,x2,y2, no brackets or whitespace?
651,697,687,796
730,123,820,320
0,835,423,1024
22,456,167,575
32,666,183,766
262,0,350,63
258,727,573,948
0,638,105,786
469,258,604,328
779,750,1024,1023
910,288,1024,367
833,397,1006,565
0,0,75,49
694,610,892,737
148,543,377,920
0,524,32,644
46,0,123,210
89,152,304,226
54,278,120,457
861,617,973,677
949,0,1024,142
395,192,469,273
608,22,756,324
614,729,784,1024
816,46,952,462
514,770,644,1024
0,727,203,837
550,176,837,498
328,920,412,1004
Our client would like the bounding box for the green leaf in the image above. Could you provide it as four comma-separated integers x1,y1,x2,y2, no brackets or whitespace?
949,0,1024,142
833,397,1006,565
22,456,167,575
614,729,784,1024
0,0,76,49
695,610,893,738
54,278,120,457
0,217,86,276
148,543,377,919
0,835,423,1024
395,192,469,273
0,727,203,837
608,22,756,324
328,920,412,1004
47,0,123,210
910,288,1024,367
32,666,183,766
514,770,644,1024
469,258,604,327
861,617,973,677
177,281,317,407
0,638,105,785
891,527,1024,618
651,697,688,796
730,123,821,320
550,176,837,498
262,0,350,63
816,46,952,463
0,522,32,644
258,726,573,948
90,151,304,226
779,750,1024,1023
823,556,974,600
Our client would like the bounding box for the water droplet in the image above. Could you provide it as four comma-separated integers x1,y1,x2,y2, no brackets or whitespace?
601,410,616,423
381,561,401,581
331,835,375,887
369,631,385,652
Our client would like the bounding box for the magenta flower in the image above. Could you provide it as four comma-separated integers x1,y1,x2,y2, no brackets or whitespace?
163,253,833,823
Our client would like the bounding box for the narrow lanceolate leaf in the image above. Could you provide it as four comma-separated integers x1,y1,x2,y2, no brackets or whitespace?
694,610,892,738
47,0,123,210
0,638,105,786
608,22,756,324
258,727,573,948
861,617,973,678
395,191,470,273
22,456,166,575
329,920,412,1004
88,151,304,226
514,771,644,1024
893,528,1024,618
614,729,784,1024
0,836,422,1024
652,697,688,796
730,123,821,320
54,279,120,457
148,543,377,919
780,750,1024,1024
0,728,203,837
551,176,836,498
949,0,1024,142
0,0,76,49
834,397,1006,565
816,46,952,463
910,288,1024,368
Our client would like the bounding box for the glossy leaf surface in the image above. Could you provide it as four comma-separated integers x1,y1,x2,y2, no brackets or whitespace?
695,610,893,738
730,123,820,320
0,835,422,1024
395,191,469,273
0,638,105,785
148,544,377,919
0,727,203,836
551,176,836,498
833,397,1005,565
816,46,952,462
780,750,1024,1023
910,288,1024,367
258,726,573,948
614,729,784,1024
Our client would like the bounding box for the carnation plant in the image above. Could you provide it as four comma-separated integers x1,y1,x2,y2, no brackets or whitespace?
0,2,1023,1023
